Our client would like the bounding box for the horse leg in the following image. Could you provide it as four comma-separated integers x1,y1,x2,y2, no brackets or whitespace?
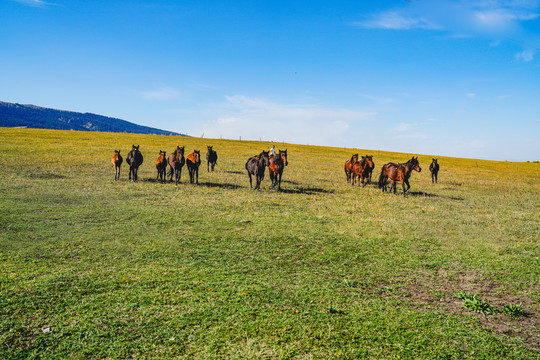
405,178,411,193
391,180,396,194
195,168,199,184
402,179,406,196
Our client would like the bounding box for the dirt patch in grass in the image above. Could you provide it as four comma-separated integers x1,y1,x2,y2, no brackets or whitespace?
374,268,540,351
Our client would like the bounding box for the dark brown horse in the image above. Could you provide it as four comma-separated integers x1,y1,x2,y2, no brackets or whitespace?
269,149,288,190
186,150,201,184
111,150,123,181
351,155,374,187
168,146,185,186
344,153,358,183
155,150,167,183
378,157,421,195
429,158,439,183
206,146,218,172
126,145,143,182
245,150,270,190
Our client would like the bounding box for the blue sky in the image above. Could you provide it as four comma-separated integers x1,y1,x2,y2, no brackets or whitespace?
1,0,539,161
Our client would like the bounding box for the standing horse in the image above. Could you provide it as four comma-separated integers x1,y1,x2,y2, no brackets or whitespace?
351,155,374,187
206,146,218,172
168,146,185,186
344,154,358,183
186,150,201,184
111,150,123,181
429,158,439,183
269,149,288,190
245,151,270,190
126,145,143,182
155,150,167,183
378,157,421,196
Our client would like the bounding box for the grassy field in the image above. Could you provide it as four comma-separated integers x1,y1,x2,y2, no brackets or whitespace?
0,127,539,359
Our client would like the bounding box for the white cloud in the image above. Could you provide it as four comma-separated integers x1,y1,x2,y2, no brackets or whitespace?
198,95,376,146
466,93,477,98
13,0,52,6
352,11,437,30
515,49,535,62
138,87,182,101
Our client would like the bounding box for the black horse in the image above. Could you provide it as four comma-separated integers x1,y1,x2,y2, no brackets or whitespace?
168,146,185,186
206,146,218,172
126,145,143,182
245,151,270,190
429,158,439,183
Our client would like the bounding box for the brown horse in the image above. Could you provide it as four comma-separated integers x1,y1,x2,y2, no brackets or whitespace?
126,145,143,182
186,150,201,184
206,146,218,172
168,146,185,186
155,150,167,183
269,149,288,190
344,154,358,183
245,151,270,190
429,158,439,183
111,150,123,181
378,157,421,195
351,155,374,187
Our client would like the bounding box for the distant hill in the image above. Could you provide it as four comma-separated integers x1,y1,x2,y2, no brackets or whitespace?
0,101,185,136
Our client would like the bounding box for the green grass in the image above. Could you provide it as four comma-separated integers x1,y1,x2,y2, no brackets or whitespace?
0,127,539,359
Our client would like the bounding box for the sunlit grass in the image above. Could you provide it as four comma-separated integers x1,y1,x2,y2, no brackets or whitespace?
0,127,539,358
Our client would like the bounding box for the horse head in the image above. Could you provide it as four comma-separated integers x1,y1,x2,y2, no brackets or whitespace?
131,145,139,152
409,157,421,172
159,150,166,158
279,149,288,166
193,150,201,162
351,153,359,163
365,155,374,169
260,150,270,166
207,145,213,152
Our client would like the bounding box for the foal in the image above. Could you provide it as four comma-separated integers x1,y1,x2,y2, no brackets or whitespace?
111,150,123,181
156,150,167,183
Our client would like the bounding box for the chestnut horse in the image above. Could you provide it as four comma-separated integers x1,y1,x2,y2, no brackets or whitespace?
111,150,123,181
206,146,218,172
186,150,201,184
429,158,439,183
126,145,143,182
269,149,288,190
378,157,421,196
168,146,185,186
351,155,374,187
344,154,358,183
156,150,167,183
245,151,270,190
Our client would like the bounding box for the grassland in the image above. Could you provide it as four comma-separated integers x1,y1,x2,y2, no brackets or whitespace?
0,127,539,359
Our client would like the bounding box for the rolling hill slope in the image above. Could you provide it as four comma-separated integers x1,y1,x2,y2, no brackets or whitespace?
0,101,185,136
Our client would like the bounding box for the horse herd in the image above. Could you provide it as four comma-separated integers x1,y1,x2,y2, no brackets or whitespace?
345,154,440,195
111,145,289,190
111,145,439,195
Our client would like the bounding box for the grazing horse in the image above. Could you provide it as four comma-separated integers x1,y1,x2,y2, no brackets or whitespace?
168,146,185,186
344,154,358,183
378,157,421,196
206,146,218,172
351,155,374,187
429,158,439,183
111,150,123,181
186,150,201,184
155,150,167,183
126,145,143,182
269,149,288,190
245,151,270,190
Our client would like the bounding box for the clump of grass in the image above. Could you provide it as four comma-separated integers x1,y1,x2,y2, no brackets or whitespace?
455,292,498,315
502,304,524,318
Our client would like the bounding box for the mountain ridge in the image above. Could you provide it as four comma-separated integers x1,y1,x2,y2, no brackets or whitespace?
0,101,185,136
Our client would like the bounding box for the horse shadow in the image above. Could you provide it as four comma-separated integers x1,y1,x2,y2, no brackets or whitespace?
409,191,464,201
199,181,243,190
279,187,334,195
224,170,244,175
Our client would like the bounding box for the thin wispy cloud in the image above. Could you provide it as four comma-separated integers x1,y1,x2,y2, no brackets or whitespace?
353,0,540,57
138,87,182,101
515,49,535,62
198,95,376,145
13,0,53,7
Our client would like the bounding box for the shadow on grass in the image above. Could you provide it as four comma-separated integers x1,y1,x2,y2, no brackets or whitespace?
279,187,334,195
198,182,243,190
224,170,244,175
409,191,464,201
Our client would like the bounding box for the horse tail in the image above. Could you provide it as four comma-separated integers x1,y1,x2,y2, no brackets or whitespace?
378,167,386,188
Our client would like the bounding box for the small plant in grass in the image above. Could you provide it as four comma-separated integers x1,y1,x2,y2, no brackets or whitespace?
455,292,498,315
502,304,524,318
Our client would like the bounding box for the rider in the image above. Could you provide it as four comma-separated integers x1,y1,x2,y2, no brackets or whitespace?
269,145,276,157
